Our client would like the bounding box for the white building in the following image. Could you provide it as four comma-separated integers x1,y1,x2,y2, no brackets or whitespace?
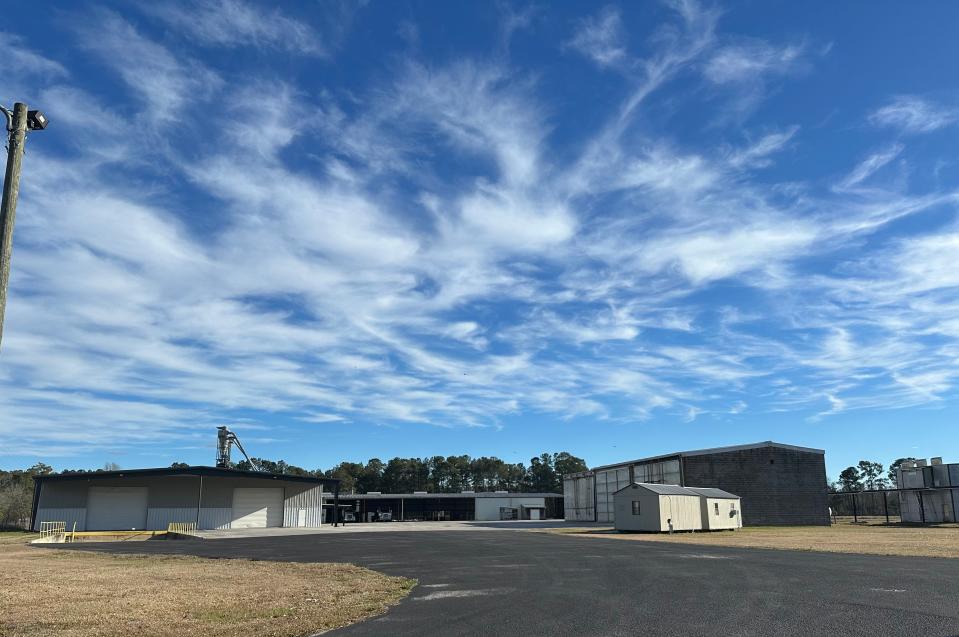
613,483,703,532
686,487,742,530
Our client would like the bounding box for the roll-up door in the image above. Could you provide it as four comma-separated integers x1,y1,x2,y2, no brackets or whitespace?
231,488,283,528
86,487,148,530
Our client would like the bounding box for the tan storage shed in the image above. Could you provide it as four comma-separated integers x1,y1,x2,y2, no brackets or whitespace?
687,487,742,530
613,483,703,532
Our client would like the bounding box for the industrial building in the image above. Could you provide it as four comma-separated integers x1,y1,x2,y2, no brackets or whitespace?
336,491,563,522
30,466,341,531
564,441,829,526
896,457,958,523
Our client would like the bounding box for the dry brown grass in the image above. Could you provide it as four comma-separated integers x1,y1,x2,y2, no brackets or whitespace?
0,532,415,637
540,519,959,559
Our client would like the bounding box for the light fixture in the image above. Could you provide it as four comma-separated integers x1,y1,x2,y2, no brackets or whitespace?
27,110,48,131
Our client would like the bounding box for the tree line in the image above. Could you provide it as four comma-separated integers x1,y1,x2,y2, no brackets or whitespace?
830,457,917,492
0,452,587,529
0,463,53,529
233,452,587,495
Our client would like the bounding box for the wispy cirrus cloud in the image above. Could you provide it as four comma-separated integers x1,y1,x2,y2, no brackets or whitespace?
835,144,904,191
76,10,221,121
566,6,628,68
145,0,328,56
2,0,959,463
869,95,958,134
0,33,67,78
726,126,799,168
703,39,803,84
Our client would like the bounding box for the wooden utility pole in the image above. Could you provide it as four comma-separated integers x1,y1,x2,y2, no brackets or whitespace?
0,103,29,351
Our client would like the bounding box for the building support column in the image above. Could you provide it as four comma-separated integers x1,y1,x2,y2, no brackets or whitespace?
29,478,43,531
333,484,340,527
195,475,203,529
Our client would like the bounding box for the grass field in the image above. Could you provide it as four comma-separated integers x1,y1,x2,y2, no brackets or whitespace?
0,531,415,637
540,519,959,559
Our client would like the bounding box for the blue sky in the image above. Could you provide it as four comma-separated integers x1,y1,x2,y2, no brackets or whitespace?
1,1,958,480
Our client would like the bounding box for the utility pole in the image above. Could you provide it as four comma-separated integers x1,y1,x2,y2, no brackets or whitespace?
0,102,47,351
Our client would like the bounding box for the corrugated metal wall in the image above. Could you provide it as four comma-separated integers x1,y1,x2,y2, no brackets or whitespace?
198,507,233,530
595,468,630,522
33,508,86,531
563,474,595,521
283,485,325,527
632,458,681,485
146,507,199,530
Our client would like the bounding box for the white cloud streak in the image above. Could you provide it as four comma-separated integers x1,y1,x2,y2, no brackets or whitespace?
3,1,959,460
146,0,326,56
566,6,627,68
869,95,958,134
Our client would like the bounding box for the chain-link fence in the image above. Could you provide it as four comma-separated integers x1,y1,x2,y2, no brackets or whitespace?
830,487,959,524
829,490,900,523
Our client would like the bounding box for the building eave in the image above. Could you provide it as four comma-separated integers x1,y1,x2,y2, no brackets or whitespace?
590,441,825,472
33,466,340,488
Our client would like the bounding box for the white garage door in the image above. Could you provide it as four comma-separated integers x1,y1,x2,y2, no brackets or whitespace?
232,488,283,528
86,487,148,530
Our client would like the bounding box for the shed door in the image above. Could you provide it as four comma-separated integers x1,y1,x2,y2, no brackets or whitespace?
86,487,148,530
232,488,283,528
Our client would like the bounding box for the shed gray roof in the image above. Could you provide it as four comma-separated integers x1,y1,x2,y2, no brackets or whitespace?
613,483,695,496
685,487,740,499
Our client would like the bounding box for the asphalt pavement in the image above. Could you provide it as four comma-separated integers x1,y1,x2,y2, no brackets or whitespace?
57,529,959,637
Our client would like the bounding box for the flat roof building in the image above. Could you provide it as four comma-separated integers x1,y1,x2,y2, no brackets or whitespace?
336,491,564,522
31,467,341,531
565,441,829,526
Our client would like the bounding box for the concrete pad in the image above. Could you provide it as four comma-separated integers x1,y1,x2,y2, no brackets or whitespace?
193,519,597,539
57,529,959,636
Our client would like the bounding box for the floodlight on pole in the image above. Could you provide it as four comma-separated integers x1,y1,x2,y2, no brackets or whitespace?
0,102,48,351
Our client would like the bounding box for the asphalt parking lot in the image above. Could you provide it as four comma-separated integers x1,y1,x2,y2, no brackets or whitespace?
60,529,959,637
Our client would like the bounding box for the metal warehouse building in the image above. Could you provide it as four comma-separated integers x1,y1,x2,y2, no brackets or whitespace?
31,467,341,531
337,491,564,522
564,441,829,526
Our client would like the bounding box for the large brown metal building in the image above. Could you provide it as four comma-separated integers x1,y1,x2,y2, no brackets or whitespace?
564,441,829,526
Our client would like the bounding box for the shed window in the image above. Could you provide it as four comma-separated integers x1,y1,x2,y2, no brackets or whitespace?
714,502,719,516
631,501,641,515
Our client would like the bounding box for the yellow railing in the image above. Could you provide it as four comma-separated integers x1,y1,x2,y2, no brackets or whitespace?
39,521,66,539
167,521,198,535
